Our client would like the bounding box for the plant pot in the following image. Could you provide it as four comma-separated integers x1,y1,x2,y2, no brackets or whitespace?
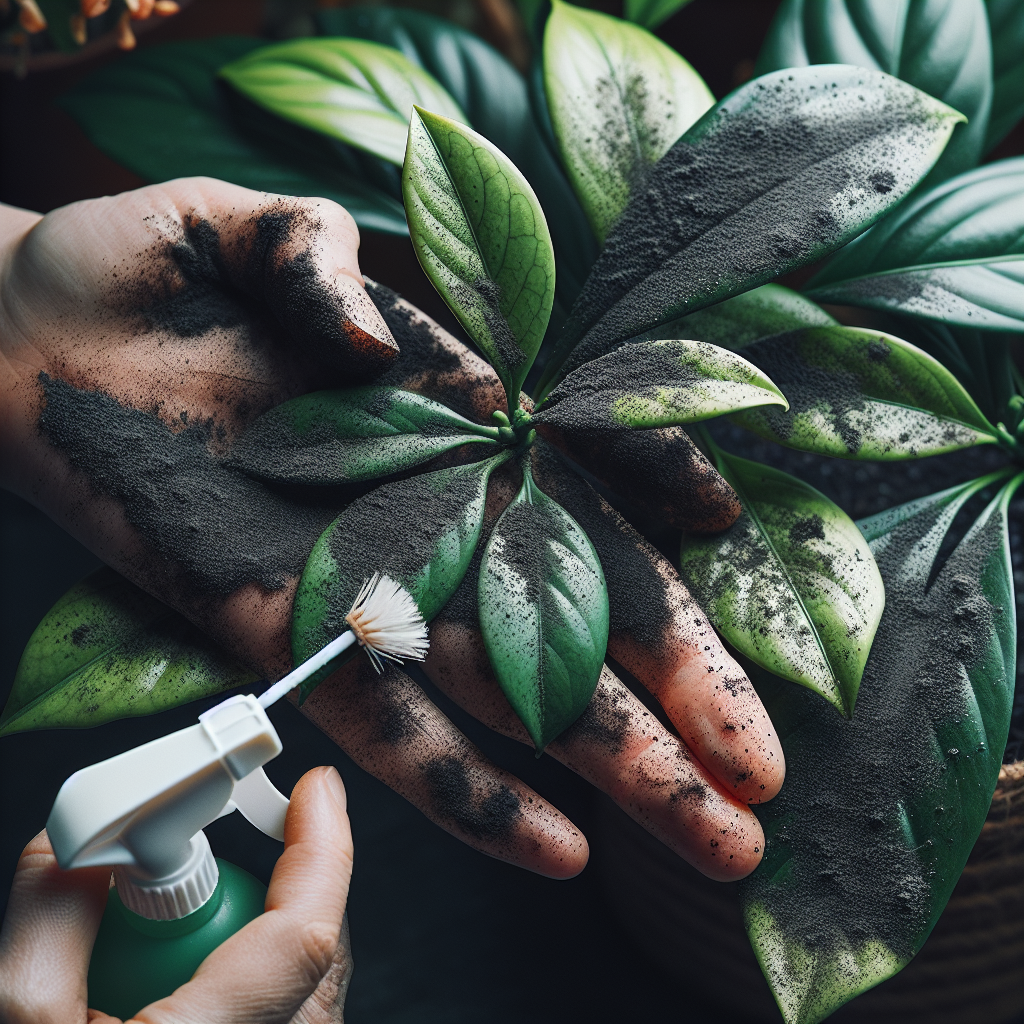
594,761,1024,1024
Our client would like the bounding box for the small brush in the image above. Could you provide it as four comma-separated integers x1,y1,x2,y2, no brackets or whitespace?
258,573,429,710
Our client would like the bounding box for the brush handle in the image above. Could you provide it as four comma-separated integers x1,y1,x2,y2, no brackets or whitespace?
258,630,357,709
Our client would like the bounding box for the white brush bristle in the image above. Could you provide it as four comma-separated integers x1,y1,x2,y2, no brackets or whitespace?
345,573,429,673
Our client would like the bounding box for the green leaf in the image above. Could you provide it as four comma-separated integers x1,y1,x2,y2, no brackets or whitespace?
220,38,466,167
550,65,965,384
543,0,714,242
984,0,1024,152
807,158,1024,331
535,340,787,431
291,453,511,687
229,387,499,485
741,470,1020,1024
622,0,694,30
731,326,999,459
0,568,256,737
756,0,992,187
629,284,837,351
478,463,609,751
402,107,556,403
58,38,407,235
678,449,884,715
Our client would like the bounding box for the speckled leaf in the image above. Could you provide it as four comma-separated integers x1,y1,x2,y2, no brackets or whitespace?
756,0,992,187
551,64,964,384
629,284,837,350
292,452,511,691
478,464,609,751
678,450,884,715
732,326,998,459
535,340,787,431
741,470,1020,1024
622,0,694,30
807,158,1024,330
58,38,407,236
984,0,1024,152
402,107,556,403
220,38,466,166
0,568,256,736
543,1,714,242
230,387,500,485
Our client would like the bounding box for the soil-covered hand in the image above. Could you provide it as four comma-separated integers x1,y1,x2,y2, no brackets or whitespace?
0,180,782,882
0,767,353,1024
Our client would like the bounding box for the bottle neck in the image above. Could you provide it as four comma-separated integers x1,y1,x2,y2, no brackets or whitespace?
110,868,225,937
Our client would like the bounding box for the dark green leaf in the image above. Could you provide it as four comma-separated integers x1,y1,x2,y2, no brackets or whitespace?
732,326,999,459
543,0,713,242
622,0,694,30
478,463,608,750
756,0,992,187
629,284,837,351
742,470,1020,1024
58,38,407,235
984,0,1024,152
807,158,1024,330
678,449,884,715
229,387,500,485
535,340,786,431
402,107,556,403
291,453,511,684
550,65,965,384
219,38,466,166
0,568,255,737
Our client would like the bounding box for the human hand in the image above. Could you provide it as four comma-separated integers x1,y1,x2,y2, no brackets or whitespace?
0,767,353,1024
0,179,782,883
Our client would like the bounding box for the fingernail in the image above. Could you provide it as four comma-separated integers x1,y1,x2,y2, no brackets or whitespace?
317,765,348,812
336,275,397,352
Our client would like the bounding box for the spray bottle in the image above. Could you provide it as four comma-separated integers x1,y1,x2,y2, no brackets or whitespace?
45,574,429,1020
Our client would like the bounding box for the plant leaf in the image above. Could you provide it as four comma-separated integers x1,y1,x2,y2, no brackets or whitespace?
630,284,837,350
58,38,407,235
291,453,510,688
0,568,256,737
678,449,884,715
622,0,694,30
478,463,608,750
756,0,992,187
219,38,466,167
229,387,499,485
984,0,1024,152
535,340,787,431
402,107,556,403
806,158,1024,330
543,0,714,242
741,470,1020,1024
731,326,999,459
551,64,965,384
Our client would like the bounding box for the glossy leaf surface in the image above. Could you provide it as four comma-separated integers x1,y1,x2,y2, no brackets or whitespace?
230,387,499,485
403,108,556,403
543,1,714,242
0,568,255,736
292,454,509,686
984,0,1024,151
807,158,1024,330
551,65,964,383
535,340,787,431
630,284,837,351
757,0,992,186
732,326,998,459
742,471,1020,1024
59,38,407,235
479,466,608,750
220,38,466,166
622,0,694,30
678,450,884,715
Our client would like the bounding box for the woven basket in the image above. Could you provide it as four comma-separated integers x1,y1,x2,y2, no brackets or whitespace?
596,761,1024,1024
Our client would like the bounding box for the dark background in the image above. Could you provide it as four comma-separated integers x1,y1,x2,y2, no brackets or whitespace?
1,1,1021,1021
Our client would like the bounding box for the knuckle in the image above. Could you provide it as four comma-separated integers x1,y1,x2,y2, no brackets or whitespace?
295,921,340,984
